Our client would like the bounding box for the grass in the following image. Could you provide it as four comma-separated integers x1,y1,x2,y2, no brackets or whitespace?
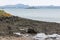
0,10,12,17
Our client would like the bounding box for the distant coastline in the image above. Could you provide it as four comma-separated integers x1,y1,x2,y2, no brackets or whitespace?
0,4,60,9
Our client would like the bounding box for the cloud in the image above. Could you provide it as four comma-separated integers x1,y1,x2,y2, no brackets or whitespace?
0,0,60,6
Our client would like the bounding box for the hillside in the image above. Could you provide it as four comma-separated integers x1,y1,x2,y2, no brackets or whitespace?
0,10,60,35
0,4,60,9
0,4,29,9
0,10,12,17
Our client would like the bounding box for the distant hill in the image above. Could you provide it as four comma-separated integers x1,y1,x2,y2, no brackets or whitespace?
0,4,60,9
0,4,29,9
0,10,60,35
26,7,37,9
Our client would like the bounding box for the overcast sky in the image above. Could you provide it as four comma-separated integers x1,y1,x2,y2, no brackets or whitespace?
0,0,60,6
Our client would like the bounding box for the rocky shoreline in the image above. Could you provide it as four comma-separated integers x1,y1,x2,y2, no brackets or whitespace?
0,36,34,40
0,10,60,35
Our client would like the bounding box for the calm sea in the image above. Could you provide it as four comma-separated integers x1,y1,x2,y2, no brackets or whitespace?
2,9,60,23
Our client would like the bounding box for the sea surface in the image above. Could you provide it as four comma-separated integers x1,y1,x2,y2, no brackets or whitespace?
2,8,60,23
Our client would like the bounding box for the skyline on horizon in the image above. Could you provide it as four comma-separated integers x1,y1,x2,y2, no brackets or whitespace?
0,0,60,6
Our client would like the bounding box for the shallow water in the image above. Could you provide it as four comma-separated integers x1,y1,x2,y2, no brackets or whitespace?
2,8,60,23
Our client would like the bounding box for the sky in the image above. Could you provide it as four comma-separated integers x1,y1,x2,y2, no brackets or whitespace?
0,0,60,6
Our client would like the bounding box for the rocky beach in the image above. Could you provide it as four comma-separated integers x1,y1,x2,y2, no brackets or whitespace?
0,10,60,40
0,36,34,40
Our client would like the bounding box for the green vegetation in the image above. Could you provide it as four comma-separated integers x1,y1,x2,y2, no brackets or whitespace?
0,10,12,17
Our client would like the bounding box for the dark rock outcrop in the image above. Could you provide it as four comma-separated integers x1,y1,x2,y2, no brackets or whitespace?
0,16,60,35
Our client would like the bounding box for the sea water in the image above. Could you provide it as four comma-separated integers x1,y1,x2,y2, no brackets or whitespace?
2,8,60,23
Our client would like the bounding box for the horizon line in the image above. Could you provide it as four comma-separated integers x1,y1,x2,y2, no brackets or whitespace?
0,4,60,6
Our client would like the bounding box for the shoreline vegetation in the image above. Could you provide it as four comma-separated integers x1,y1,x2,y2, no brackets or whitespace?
0,10,60,40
